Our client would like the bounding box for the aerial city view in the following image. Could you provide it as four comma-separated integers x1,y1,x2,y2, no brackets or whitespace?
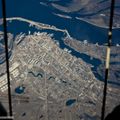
0,0,120,120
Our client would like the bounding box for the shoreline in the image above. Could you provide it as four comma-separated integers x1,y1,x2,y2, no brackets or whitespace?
75,17,120,30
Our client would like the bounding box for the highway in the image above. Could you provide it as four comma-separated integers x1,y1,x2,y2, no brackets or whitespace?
6,17,71,38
